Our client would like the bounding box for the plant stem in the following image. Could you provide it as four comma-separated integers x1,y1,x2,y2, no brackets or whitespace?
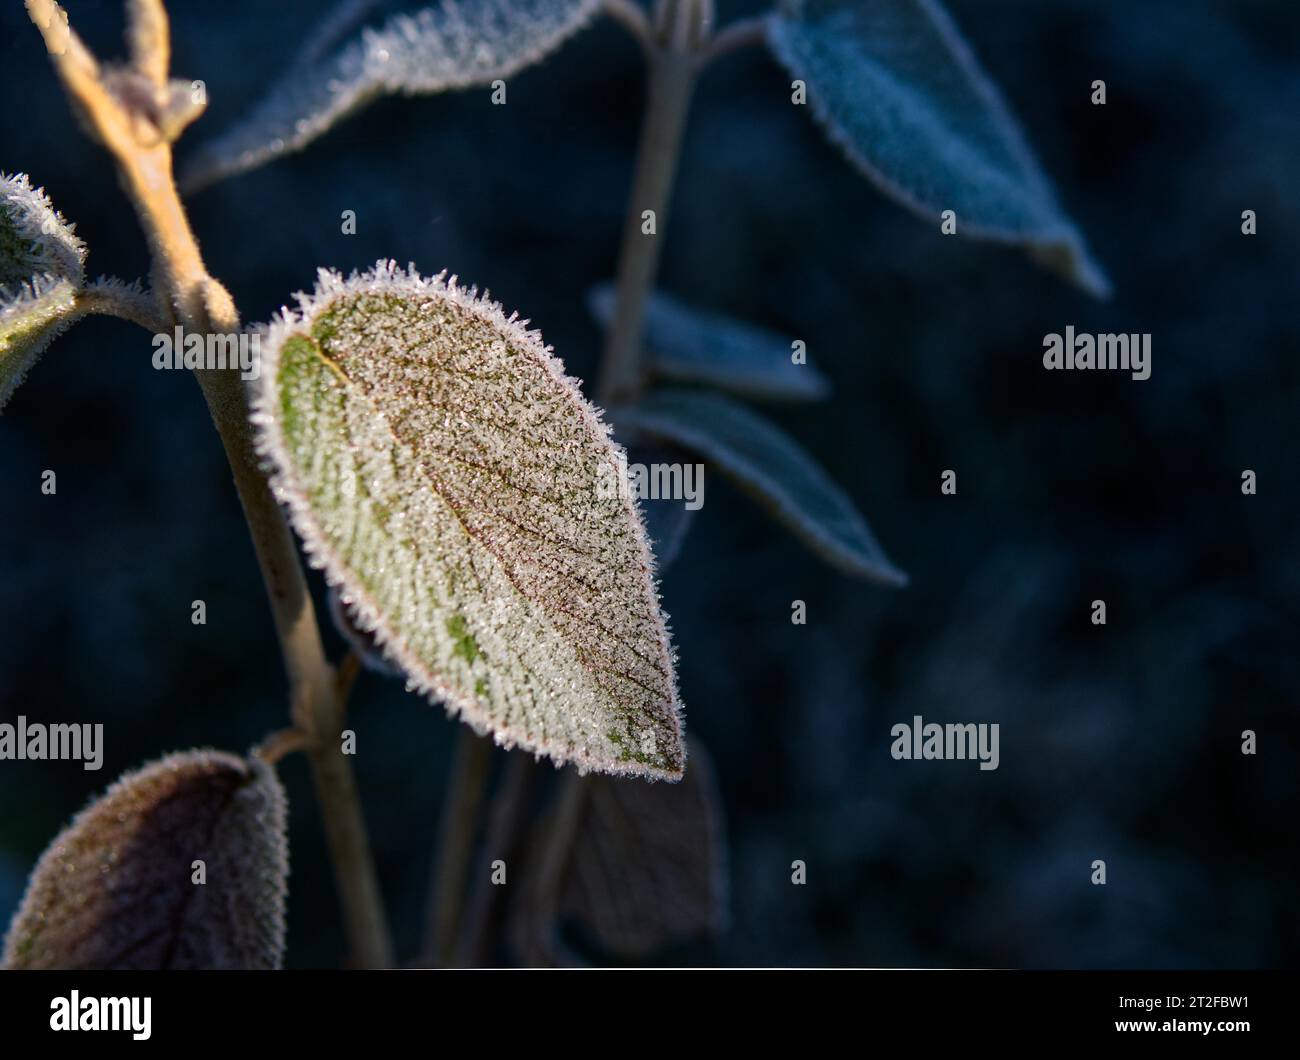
701,14,768,62
195,346,391,970
426,728,493,966
76,283,168,332
27,0,392,969
597,24,700,404
306,725,392,968
602,0,653,53
456,753,538,966
517,771,589,967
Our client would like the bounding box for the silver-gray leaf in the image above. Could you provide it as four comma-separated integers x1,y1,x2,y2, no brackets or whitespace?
560,738,728,957
181,0,602,192
613,388,907,586
767,0,1110,297
589,282,831,403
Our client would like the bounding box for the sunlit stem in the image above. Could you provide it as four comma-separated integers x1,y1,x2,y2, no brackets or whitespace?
26,0,392,969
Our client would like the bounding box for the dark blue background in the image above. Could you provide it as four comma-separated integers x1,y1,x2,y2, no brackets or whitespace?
1,0,1297,967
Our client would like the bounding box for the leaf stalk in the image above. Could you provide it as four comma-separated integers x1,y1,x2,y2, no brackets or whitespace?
597,0,708,404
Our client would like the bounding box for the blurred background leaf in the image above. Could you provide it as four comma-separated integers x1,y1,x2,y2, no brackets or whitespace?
558,738,728,960
766,0,1110,295
590,280,832,402
3,750,288,970
614,387,908,585
181,0,603,191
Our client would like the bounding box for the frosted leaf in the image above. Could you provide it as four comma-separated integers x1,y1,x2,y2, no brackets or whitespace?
560,738,728,957
2,750,289,970
589,282,831,403
1,275,80,411
295,0,385,71
613,388,907,586
181,0,602,191
1,173,88,410
254,261,684,780
0,172,85,287
767,0,1110,297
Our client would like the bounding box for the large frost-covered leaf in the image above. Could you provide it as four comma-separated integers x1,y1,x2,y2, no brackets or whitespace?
3,750,288,970
589,282,831,403
1,173,87,410
560,739,728,958
182,0,602,191
767,0,1109,296
255,262,684,779
613,388,907,586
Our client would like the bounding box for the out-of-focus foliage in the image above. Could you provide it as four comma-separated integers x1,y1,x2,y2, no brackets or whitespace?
3,750,288,970
767,0,1109,295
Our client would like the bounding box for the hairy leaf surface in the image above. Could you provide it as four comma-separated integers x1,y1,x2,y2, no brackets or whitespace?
1,173,87,410
613,388,906,586
182,0,602,191
255,262,684,779
767,0,1109,296
2,750,288,970
589,282,831,402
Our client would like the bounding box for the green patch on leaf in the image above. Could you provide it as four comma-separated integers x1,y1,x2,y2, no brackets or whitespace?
0,205,36,289
446,614,481,665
